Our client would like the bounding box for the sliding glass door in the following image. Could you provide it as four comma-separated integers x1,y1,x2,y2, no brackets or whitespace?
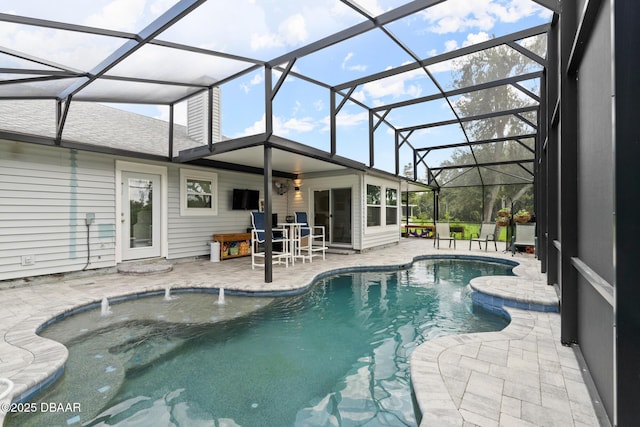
313,188,352,245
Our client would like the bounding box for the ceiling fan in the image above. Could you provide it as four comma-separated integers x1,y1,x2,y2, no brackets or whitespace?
274,181,290,195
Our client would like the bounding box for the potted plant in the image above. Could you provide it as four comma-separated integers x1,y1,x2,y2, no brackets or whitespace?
495,208,510,226
513,209,532,223
497,207,511,217
495,216,510,226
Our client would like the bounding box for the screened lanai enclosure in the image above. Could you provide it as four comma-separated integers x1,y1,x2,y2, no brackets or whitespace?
1,0,639,425
0,0,545,237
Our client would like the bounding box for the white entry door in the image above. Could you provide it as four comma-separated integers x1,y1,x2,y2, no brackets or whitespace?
121,171,161,260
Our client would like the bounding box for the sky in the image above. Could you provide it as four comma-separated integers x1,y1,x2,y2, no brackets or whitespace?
0,0,552,174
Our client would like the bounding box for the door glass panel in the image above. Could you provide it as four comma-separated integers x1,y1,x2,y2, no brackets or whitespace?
332,188,352,244
314,190,330,242
128,178,153,248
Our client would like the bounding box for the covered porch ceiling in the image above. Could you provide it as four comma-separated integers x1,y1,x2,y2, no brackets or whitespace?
0,0,558,189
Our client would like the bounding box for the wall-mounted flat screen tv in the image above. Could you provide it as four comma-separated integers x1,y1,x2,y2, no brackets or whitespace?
232,189,260,210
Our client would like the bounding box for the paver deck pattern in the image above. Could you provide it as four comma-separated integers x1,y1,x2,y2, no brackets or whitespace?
0,239,601,426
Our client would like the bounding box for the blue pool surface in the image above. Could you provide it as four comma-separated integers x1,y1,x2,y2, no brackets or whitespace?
7,259,514,427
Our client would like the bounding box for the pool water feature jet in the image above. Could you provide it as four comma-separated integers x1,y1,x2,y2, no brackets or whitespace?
100,297,112,316
217,288,225,305
164,287,172,301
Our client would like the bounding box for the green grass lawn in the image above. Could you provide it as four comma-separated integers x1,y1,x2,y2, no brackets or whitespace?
401,221,509,241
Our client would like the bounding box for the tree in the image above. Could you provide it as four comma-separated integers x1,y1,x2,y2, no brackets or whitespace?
439,36,544,220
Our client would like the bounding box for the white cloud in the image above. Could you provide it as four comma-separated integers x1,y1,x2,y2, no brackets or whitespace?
281,13,308,45
353,0,386,16
85,0,147,32
313,99,325,111
149,0,177,17
463,31,491,46
336,110,368,127
361,65,425,100
282,116,316,133
0,0,163,71
240,113,317,137
351,90,367,103
492,0,549,23
427,32,491,74
320,110,369,131
241,114,266,136
341,52,368,72
292,100,302,115
251,13,308,50
342,52,354,69
240,72,264,94
0,23,115,71
421,0,549,35
251,73,264,85
444,40,459,52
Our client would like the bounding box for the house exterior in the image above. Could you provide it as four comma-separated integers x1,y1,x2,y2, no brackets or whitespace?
0,100,403,282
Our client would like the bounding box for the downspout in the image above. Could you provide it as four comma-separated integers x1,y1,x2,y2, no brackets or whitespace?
82,213,95,271
82,221,91,271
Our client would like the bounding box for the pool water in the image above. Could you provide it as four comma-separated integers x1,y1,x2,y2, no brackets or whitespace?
9,259,513,427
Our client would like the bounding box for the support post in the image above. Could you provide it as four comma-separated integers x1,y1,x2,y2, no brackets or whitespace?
168,104,174,159
614,1,640,423
207,87,213,152
559,0,578,345
546,17,560,289
330,90,337,156
433,190,439,221
263,145,273,283
369,110,374,167
264,65,274,283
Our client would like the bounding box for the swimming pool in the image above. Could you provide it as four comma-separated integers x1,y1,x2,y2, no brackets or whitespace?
7,258,514,426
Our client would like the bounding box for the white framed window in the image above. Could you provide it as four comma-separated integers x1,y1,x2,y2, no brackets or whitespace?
366,184,381,226
365,178,400,230
180,169,218,216
386,187,398,225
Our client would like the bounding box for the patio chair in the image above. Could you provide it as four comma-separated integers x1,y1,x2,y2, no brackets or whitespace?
511,223,536,256
434,222,456,249
294,211,327,263
469,223,498,251
250,211,290,269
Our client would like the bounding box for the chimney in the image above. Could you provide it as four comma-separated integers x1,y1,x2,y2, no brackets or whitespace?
187,87,221,144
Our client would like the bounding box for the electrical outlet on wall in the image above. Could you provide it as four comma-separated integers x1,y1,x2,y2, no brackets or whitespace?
86,213,95,225
21,255,35,266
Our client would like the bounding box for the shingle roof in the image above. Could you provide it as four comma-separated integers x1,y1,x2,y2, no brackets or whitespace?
0,100,199,157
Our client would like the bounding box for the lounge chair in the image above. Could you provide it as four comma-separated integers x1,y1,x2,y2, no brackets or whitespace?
434,222,456,249
511,223,536,256
469,223,498,251
250,211,290,269
294,212,327,263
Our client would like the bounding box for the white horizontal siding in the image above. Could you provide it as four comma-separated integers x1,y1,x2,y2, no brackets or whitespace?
167,167,289,260
186,89,222,145
0,140,116,280
361,176,401,250
2,138,349,280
